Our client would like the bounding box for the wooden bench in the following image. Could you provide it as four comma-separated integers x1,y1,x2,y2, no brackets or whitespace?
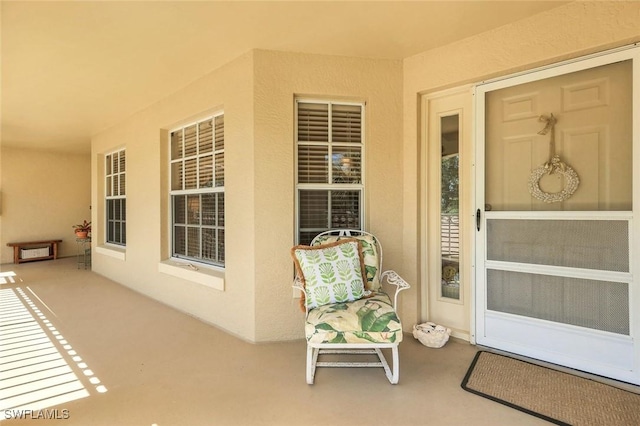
7,240,62,264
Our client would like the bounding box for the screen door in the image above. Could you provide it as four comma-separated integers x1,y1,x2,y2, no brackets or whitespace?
475,47,640,384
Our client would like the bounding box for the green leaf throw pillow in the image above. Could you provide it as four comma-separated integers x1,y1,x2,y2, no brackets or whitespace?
292,239,367,309
312,234,382,292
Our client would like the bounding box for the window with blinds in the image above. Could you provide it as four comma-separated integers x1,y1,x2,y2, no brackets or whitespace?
170,114,225,267
296,100,364,245
106,149,126,246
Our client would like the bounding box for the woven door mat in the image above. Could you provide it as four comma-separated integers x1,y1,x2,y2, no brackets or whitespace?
461,351,640,425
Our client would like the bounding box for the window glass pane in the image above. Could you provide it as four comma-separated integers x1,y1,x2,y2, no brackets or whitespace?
332,104,362,143
114,222,121,244
215,152,224,187
202,193,216,226
121,199,126,221
331,190,360,229
171,162,183,191
298,103,328,142
173,195,186,225
106,176,112,197
332,146,361,184
217,229,225,264
187,227,200,258
199,155,213,188
174,226,186,256
187,195,200,225
114,199,121,220
441,114,460,300
108,220,114,243
184,124,197,157
184,158,197,190
119,173,126,196
119,150,126,172
298,145,328,183
202,228,215,261
106,154,112,174
171,130,183,160
217,193,225,227
299,190,328,230
199,119,213,154
214,116,224,151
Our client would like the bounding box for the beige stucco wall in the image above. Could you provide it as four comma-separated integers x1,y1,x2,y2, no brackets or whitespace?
252,50,403,341
91,50,403,342
92,51,257,341
87,0,640,344
401,1,640,329
0,147,91,263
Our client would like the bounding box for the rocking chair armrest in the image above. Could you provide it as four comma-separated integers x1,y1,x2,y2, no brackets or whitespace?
292,277,304,292
292,275,311,316
380,270,410,308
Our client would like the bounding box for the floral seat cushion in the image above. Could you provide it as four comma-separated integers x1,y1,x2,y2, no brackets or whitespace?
305,292,403,344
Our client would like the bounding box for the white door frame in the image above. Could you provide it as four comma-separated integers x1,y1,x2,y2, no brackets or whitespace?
474,44,640,384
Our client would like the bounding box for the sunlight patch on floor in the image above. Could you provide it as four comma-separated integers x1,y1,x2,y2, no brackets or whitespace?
0,271,17,285
0,287,106,412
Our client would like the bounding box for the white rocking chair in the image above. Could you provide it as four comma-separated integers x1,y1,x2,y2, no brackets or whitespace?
292,229,410,384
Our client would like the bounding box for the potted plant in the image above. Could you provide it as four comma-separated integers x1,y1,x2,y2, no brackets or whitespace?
73,220,91,239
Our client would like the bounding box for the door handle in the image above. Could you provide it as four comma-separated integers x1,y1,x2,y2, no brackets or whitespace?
476,209,481,231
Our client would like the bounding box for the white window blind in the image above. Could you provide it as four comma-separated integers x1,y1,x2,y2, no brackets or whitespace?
170,114,225,266
106,149,126,246
296,100,364,245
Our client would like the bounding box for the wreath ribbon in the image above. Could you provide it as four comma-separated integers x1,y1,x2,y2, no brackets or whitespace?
528,113,580,203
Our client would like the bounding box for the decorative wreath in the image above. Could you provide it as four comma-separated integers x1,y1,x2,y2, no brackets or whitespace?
527,113,580,203
528,155,580,203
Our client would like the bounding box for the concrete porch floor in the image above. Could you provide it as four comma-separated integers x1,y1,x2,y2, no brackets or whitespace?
0,257,547,426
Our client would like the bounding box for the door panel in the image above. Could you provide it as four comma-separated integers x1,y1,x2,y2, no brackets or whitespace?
485,60,632,212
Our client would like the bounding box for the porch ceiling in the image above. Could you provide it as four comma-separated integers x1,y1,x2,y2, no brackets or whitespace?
1,1,568,153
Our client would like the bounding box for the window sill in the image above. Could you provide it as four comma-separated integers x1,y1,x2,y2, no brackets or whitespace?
158,260,225,291
95,245,126,261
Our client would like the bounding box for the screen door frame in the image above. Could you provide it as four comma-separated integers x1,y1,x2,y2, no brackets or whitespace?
474,44,640,384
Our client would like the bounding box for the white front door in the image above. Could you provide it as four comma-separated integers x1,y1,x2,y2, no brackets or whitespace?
475,46,640,384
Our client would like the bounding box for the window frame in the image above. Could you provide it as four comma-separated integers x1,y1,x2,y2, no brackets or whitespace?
295,99,366,245
169,113,225,268
105,148,126,246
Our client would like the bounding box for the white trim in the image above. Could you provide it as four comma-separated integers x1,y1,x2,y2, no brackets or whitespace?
168,113,225,267
478,42,640,87
95,245,125,261
158,260,224,291
485,260,631,283
294,98,366,244
483,311,635,383
484,210,632,220
104,148,126,246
